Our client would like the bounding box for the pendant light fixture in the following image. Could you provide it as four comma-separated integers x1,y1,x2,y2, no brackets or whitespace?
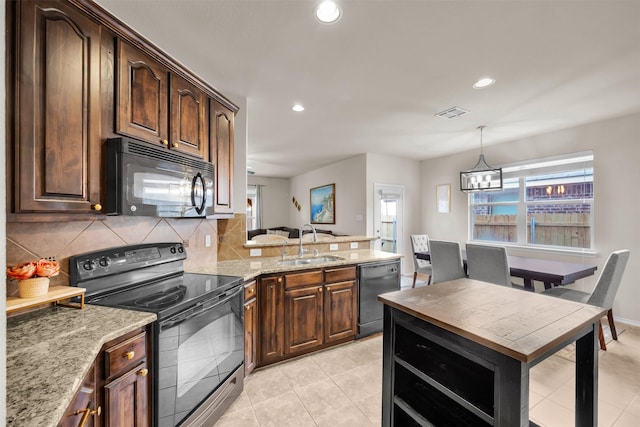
460,126,503,192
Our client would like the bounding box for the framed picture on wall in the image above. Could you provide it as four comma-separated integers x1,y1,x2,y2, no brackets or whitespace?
310,183,336,224
437,184,450,213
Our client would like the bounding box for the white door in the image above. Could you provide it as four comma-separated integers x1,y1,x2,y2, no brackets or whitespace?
373,184,404,269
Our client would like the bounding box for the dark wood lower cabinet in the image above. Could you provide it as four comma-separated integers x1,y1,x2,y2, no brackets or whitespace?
59,327,151,427
104,362,150,426
244,280,258,376
284,285,324,355
324,280,358,343
58,365,98,427
257,266,358,367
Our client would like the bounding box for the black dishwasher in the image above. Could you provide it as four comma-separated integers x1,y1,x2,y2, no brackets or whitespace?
358,260,401,337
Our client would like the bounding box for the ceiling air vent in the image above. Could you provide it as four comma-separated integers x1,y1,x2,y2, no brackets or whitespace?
435,106,470,119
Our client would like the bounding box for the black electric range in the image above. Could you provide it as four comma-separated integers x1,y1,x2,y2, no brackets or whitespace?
70,242,245,427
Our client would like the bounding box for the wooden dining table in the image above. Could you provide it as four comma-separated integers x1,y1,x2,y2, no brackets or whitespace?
415,251,597,291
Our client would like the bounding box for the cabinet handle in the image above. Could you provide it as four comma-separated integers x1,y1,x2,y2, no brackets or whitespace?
161,139,169,146
124,351,135,360
138,368,149,377
74,406,101,427
92,203,102,211
318,288,323,293
171,141,179,148
326,286,330,291
277,278,282,283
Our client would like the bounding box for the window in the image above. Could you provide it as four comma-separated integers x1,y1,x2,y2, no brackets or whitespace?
470,152,594,250
247,185,260,230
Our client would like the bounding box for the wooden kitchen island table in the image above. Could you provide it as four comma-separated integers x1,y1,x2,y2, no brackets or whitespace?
379,278,606,426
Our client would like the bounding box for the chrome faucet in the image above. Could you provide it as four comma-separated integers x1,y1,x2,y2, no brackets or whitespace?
298,224,317,257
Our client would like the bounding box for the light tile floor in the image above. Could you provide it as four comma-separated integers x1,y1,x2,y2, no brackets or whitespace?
214,323,640,427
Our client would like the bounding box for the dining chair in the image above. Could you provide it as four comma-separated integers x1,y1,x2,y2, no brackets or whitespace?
542,249,630,350
465,243,513,287
429,240,466,284
410,234,432,287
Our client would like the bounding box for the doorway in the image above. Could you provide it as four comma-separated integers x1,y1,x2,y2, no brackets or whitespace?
373,183,405,269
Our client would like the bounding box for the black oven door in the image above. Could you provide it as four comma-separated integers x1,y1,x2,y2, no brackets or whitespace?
157,285,243,426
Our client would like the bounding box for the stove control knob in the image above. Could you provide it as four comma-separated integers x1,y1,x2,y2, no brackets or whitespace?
83,260,95,271
178,246,184,253
170,247,177,254
98,257,110,267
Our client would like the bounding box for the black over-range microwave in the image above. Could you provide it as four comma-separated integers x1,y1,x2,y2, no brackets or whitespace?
106,137,215,217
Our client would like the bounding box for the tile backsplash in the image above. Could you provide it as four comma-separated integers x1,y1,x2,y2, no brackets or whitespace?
5,215,253,296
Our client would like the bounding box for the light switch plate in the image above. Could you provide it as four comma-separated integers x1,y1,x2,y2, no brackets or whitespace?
350,242,359,249
205,235,211,248
329,243,339,251
250,248,262,257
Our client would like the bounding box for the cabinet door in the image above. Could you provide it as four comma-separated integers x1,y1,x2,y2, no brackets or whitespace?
284,285,324,355
259,276,284,364
116,39,169,146
324,281,358,343
58,364,98,427
170,75,208,159
244,297,258,376
104,363,150,427
15,0,102,214
210,99,235,215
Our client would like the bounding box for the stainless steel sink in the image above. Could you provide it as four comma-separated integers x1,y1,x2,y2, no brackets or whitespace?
277,255,344,266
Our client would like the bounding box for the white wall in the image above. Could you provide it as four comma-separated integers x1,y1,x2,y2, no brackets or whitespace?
228,93,248,214
365,153,422,272
247,176,291,229
420,112,640,324
289,155,367,234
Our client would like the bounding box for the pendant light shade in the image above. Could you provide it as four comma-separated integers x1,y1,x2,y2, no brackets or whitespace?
460,126,503,192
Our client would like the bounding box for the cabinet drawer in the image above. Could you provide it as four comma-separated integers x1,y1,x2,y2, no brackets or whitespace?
104,332,146,379
284,270,323,290
325,266,356,283
244,280,257,301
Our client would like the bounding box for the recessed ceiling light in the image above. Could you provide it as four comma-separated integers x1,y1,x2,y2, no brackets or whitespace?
473,77,496,89
292,104,305,112
315,1,341,23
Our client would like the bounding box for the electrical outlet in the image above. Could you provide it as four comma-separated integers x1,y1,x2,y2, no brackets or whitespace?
350,242,359,249
250,248,262,257
329,243,339,251
183,240,190,248
205,235,211,248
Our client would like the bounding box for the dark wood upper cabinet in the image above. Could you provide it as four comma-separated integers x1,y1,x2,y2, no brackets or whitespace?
210,99,235,214
116,39,168,145
12,0,103,217
116,39,208,159
8,0,236,220
171,75,209,159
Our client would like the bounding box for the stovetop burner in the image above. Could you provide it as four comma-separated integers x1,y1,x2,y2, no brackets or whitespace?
85,272,243,318
70,242,243,319
134,285,187,309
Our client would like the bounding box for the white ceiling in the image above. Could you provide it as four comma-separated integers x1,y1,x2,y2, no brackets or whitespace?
96,0,640,178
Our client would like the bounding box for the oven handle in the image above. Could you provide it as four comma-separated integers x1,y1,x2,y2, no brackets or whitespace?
160,285,242,330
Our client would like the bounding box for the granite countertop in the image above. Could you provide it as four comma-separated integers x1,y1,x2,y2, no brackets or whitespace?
244,234,377,248
6,305,157,427
189,249,403,281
